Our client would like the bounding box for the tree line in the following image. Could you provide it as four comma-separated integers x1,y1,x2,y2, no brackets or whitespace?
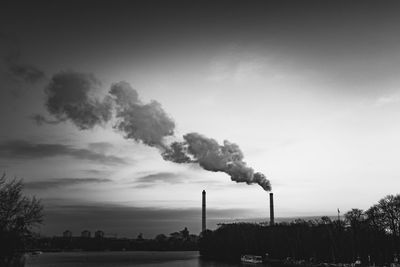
28,228,198,252
0,174,198,266
199,194,400,265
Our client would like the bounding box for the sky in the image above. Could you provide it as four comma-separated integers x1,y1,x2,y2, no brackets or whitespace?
1,0,400,238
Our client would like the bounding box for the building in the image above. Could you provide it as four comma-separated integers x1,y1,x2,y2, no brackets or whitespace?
81,230,91,238
95,230,104,238
63,230,72,238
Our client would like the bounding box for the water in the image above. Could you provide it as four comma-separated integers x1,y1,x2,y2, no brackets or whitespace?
26,251,243,267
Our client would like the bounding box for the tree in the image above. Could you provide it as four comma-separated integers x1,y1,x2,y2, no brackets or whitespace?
376,195,400,253
379,195,400,234
365,204,385,231
344,209,365,259
0,174,43,266
180,227,189,240
137,233,144,241
345,209,365,229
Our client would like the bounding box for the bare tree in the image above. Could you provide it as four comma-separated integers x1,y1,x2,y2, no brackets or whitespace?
365,204,385,231
0,173,43,266
345,209,365,229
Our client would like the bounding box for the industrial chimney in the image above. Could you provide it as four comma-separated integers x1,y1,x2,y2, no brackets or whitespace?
202,190,206,232
269,192,275,226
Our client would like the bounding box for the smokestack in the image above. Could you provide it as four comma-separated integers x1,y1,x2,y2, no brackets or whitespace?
202,190,206,232
269,192,274,226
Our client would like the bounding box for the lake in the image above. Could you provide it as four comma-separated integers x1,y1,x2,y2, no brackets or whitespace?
25,251,244,267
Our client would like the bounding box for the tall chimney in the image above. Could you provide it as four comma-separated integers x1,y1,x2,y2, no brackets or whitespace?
202,190,206,232
269,192,275,226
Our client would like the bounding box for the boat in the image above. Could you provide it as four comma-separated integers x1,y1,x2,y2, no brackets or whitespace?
241,254,263,264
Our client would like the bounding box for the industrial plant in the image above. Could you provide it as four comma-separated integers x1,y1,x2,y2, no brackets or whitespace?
201,190,275,232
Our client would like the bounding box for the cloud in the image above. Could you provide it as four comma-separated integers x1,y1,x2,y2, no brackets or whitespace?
375,93,400,107
83,169,112,176
0,32,45,84
7,63,45,83
207,56,265,83
41,200,251,237
88,142,114,153
133,172,183,188
24,177,112,190
30,114,63,125
0,140,126,165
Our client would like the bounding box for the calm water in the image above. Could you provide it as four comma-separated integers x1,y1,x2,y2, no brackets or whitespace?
26,251,244,267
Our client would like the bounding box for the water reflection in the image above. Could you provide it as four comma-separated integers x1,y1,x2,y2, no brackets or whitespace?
26,251,245,267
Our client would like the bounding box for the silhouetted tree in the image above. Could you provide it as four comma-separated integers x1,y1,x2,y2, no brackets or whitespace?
136,233,144,241
0,174,43,266
180,227,189,240
377,195,400,253
345,209,365,259
155,234,167,242
345,209,365,228
365,204,385,231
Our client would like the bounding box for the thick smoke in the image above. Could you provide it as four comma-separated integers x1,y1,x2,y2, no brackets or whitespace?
40,71,271,190
109,82,175,148
162,133,271,191
42,72,175,147
44,71,112,129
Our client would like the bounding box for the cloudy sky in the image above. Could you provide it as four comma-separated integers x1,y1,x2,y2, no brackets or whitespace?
1,0,400,238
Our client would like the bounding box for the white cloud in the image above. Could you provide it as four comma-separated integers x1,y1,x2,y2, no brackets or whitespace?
375,93,400,107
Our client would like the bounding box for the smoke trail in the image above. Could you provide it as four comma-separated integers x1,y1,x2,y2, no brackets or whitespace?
162,133,271,191
109,81,175,148
41,72,175,147
40,71,271,190
44,71,112,129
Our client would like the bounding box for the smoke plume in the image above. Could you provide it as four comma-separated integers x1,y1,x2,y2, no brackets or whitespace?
162,133,271,191
109,81,175,148
40,71,271,190
44,71,112,129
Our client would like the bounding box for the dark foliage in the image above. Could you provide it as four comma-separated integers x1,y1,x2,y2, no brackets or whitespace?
27,227,198,252
199,194,400,264
0,174,43,266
